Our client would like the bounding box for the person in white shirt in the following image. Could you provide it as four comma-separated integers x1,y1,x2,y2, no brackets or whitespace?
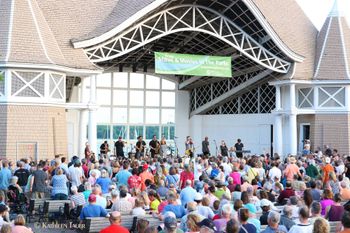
288,206,313,233
221,157,232,177
59,157,69,176
268,162,282,181
69,160,84,187
131,198,146,216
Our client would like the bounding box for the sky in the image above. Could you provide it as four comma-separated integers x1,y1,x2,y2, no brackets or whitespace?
296,0,350,30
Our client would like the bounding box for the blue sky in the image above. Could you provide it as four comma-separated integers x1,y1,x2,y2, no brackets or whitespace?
296,0,350,30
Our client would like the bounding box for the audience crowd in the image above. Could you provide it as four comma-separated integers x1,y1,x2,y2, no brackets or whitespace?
0,146,350,233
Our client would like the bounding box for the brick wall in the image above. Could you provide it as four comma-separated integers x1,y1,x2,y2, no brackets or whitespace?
0,105,67,162
313,114,350,155
297,114,315,151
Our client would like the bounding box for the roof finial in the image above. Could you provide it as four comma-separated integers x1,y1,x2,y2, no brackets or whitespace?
329,0,344,17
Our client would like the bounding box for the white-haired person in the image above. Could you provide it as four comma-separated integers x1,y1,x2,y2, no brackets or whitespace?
213,204,232,232
51,168,68,200
261,211,287,233
70,186,86,208
96,169,112,194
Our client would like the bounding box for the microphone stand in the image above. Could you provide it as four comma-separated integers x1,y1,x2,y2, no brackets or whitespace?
214,140,218,157
173,137,179,159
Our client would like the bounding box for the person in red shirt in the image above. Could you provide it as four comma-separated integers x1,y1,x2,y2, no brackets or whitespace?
179,164,194,189
277,181,295,204
100,211,129,233
139,164,154,191
127,168,141,191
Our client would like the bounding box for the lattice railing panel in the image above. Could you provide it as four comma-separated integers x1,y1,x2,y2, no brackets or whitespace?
11,71,44,97
84,5,290,73
49,73,65,99
212,80,229,98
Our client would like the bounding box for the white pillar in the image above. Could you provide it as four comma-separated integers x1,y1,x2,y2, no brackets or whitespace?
273,85,283,156
88,75,97,154
275,85,281,110
289,84,297,155
78,109,88,158
289,113,297,155
274,114,283,156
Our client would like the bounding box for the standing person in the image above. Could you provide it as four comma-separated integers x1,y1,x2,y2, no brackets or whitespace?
234,139,244,158
220,140,228,157
100,211,129,233
51,168,68,200
202,137,210,156
149,135,160,158
14,161,29,191
115,161,132,188
136,136,146,159
30,162,48,199
0,161,11,194
322,157,334,184
84,142,91,161
160,136,168,158
139,164,154,191
185,136,195,158
179,164,194,189
283,157,301,181
114,137,125,158
69,160,84,188
100,141,110,160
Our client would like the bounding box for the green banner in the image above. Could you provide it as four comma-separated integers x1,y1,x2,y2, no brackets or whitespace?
155,52,232,78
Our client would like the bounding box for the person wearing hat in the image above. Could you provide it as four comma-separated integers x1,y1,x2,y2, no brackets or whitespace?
322,157,334,183
140,163,154,191
79,194,108,219
100,211,128,233
213,181,226,199
283,157,301,182
197,218,216,233
159,215,184,233
259,199,271,225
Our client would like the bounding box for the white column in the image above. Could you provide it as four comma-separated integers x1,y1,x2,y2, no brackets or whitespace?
78,109,88,158
273,85,283,156
289,84,297,155
275,85,281,110
274,114,283,156
88,75,97,154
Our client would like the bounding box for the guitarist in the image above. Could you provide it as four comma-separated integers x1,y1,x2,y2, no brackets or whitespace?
149,135,160,158
135,136,146,159
185,136,195,158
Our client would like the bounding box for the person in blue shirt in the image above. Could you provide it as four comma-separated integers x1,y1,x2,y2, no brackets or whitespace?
115,162,132,188
96,169,112,194
80,194,108,219
162,193,186,218
0,161,12,192
179,180,197,207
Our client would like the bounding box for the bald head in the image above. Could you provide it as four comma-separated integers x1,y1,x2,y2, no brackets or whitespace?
109,211,121,224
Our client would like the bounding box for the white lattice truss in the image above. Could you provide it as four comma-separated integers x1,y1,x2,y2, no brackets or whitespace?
11,71,45,98
84,5,291,73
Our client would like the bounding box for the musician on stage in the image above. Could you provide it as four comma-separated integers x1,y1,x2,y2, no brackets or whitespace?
99,141,109,159
160,136,167,157
114,137,125,158
135,136,146,159
220,140,229,157
149,135,160,158
234,138,244,158
202,136,210,156
185,136,195,157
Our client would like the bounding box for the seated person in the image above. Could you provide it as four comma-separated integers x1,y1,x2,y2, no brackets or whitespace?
80,194,108,219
